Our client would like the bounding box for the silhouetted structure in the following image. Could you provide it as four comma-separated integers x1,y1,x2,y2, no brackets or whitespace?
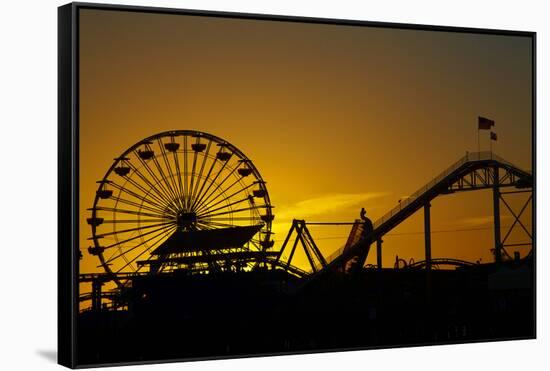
78,258,533,365
78,150,533,366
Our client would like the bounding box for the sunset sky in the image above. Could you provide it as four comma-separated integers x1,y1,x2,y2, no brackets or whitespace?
79,8,532,288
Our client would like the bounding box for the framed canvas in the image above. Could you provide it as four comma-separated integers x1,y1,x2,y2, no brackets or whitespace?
58,2,536,368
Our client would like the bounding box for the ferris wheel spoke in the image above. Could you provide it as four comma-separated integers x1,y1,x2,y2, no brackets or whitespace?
115,231,172,273
102,218,169,224
104,222,176,250
194,176,249,214
190,147,218,211
89,220,174,239
157,138,184,210
136,150,175,202
198,204,267,219
197,195,253,218
122,165,174,211
191,159,230,212
108,196,170,217
183,135,189,210
122,176,170,210
132,152,178,208
104,228,175,266
91,206,167,219
206,216,260,222
190,140,212,205
116,227,175,273
149,151,182,208
124,159,172,204
107,179,169,213
195,182,256,215
104,231,172,268
168,141,185,209
193,163,240,213
188,138,199,209
195,222,215,230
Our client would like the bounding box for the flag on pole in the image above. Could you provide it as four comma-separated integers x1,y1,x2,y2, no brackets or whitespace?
490,132,497,141
478,116,495,130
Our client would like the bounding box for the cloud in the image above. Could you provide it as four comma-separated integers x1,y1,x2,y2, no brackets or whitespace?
451,215,512,227
275,192,390,222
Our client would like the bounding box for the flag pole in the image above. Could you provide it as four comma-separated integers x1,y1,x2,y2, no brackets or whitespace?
477,129,480,159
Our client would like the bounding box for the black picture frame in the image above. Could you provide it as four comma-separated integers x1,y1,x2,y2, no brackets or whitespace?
58,2,536,368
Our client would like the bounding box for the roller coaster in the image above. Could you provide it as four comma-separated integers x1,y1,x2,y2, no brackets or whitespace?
276,151,533,279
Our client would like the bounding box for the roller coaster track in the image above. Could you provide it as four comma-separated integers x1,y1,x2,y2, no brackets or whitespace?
302,151,532,279
404,258,476,270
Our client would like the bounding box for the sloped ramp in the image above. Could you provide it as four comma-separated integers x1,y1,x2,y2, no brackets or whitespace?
312,151,532,277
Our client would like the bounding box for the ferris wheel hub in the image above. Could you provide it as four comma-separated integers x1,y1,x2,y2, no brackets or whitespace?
177,211,197,229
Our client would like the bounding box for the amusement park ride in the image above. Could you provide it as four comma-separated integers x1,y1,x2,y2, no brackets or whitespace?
81,130,533,313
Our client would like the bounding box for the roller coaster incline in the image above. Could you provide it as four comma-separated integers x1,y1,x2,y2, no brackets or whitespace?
277,151,533,281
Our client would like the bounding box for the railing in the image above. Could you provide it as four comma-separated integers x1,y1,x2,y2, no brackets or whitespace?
309,221,364,272
320,221,364,269
319,151,523,268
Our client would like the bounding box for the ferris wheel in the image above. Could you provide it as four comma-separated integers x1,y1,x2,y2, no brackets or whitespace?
87,130,275,287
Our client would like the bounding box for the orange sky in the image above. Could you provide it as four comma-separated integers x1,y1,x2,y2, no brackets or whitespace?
78,8,532,293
